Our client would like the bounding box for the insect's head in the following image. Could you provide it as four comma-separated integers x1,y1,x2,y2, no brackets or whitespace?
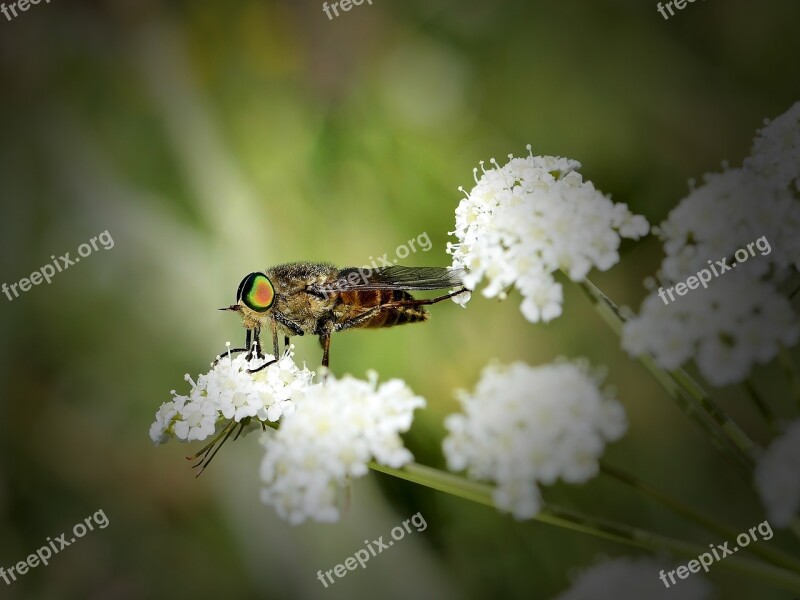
220,272,276,319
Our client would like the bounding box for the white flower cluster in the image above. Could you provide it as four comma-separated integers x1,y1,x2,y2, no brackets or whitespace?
624,103,800,386
657,169,800,284
259,372,425,524
755,419,800,528
554,557,713,600
447,147,649,323
442,360,627,519
622,273,800,386
746,101,800,192
149,348,314,445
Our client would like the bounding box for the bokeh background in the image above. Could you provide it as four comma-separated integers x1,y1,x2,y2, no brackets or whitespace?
1,0,799,598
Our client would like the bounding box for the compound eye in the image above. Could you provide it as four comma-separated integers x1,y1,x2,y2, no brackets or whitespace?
237,272,275,312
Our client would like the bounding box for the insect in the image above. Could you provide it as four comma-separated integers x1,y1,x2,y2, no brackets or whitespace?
186,263,467,476
217,262,468,370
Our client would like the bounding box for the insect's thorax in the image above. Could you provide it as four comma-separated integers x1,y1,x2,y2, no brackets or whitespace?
263,263,339,335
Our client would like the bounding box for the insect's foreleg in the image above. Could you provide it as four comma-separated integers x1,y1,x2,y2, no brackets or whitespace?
247,356,278,374
245,321,280,374
213,328,252,366
249,327,264,360
212,347,248,366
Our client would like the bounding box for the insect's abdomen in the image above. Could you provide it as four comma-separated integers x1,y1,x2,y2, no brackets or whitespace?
339,290,429,328
363,305,428,328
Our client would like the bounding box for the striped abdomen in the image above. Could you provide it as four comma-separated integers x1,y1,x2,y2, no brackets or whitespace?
338,289,429,329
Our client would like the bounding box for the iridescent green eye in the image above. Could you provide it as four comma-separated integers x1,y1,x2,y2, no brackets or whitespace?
237,272,275,312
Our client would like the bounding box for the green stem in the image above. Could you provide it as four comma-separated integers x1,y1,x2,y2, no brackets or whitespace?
743,379,777,434
539,506,800,594
601,462,800,573
370,462,496,508
369,462,800,594
576,278,758,480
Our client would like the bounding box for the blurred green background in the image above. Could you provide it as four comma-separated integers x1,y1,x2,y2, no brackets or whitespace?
1,0,799,598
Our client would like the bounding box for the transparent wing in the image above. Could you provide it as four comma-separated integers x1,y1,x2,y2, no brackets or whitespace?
310,266,465,293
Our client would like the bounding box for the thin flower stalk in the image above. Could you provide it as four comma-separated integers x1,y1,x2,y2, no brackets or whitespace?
600,462,800,574
576,278,758,479
369,462,800,595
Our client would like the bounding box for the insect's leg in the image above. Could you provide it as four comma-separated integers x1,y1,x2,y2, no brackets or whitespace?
332,306,384,332
245,328,259,360
271,319,279,357
252,327,264,359
205,329,250,366
244,323,279,374
321,334,331,369
284,336,291,353
272,311,305,336
216,329,253,365
327,288,466,339
314,321,335,371
387,287,469,308
246,321,290,374
213,347,249,366
247,356,278,374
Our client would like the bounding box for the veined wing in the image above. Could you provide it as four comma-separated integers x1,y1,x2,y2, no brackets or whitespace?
309,266,465,293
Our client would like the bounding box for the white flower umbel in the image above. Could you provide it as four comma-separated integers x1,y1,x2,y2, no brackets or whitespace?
554,557,713,600
755,419,800,528
442,360,627,519
149,346,314,445
259,372,425,524
447,147,649,323
626,104,800,388
622,273,800,387
656,168,800,285
745,101,800,192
